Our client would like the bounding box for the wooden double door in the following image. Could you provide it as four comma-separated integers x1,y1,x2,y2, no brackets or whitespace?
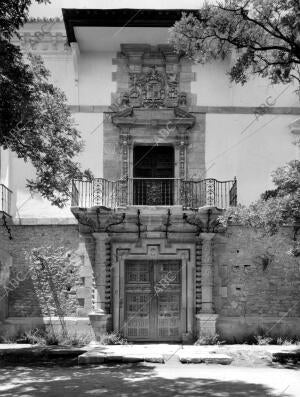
124,260,182,341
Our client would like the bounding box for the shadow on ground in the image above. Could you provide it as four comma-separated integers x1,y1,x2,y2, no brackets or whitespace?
0,363,292,397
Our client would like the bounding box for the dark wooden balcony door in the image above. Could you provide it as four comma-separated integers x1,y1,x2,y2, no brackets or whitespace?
124,260,181,341
133,146,174,205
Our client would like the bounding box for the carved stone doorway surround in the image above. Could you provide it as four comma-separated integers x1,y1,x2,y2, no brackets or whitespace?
111,239,195,342
112,108,195,181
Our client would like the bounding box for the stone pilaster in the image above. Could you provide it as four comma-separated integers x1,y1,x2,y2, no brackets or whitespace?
196,232,218,337
119,128,132,205
176,127,189,179
89,232,111,340
200,232,215,313
119,128,132,179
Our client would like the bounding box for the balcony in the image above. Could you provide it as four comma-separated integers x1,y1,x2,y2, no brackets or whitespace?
0,184,12,217
71,177,237,209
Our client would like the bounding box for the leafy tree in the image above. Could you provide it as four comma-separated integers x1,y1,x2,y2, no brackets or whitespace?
0,0,88,207
28,247,80,316
169,0,300,85
224,160,300,237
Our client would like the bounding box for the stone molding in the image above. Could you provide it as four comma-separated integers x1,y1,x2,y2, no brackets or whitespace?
69,105,300,115
111,239,195,339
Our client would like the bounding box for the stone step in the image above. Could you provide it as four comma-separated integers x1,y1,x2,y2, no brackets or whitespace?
272,350,300,364
178,351,233,365
78,350,164,364
78,345,233,365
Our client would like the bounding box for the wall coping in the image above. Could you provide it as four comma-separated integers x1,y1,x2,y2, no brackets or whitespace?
69,105,300,115
4,316,89,323
10,218,78,226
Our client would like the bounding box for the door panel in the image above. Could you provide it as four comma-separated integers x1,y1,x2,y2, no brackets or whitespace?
126,294,150,338
124,261,152,339
156,261,181,339
158,293,181,338
124,260,181,341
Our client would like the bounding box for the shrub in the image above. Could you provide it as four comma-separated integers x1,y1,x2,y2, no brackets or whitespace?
0,326,92,347
194,334,224,345
254,335,273,345
98,332,128,345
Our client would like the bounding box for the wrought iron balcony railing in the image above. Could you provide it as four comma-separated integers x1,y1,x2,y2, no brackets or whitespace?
0,184,12,216
71,177,237,209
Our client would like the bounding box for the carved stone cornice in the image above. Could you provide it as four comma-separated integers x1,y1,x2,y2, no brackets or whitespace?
112,108,195,129
14,32,70,53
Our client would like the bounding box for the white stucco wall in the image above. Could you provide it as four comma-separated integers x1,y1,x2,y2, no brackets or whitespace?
0,149,10,188
42,53,76,105
78,52,116,105
192,61,298,107
205,114,297,204
6,22,300,218
191,62,299,204
9,27,115,219
10,112,103,219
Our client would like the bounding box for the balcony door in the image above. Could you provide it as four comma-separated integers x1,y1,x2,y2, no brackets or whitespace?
133,146,174,205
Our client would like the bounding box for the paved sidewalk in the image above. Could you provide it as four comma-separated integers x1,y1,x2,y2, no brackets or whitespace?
0,361,299,396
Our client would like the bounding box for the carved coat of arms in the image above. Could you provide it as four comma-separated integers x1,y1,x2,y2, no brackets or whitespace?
128,66,180,108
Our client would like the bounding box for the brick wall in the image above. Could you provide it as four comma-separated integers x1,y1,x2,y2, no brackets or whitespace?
0,223,94,318
213,226,300,319
1,220,299,339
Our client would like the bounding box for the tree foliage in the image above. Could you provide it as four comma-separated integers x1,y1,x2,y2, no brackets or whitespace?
224,160,300,237
169,0,300,85
0,0,88,207
28,247,80,316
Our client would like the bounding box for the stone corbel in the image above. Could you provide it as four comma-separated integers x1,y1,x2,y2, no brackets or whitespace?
105,213,126,232
73,207,127,233
183,207,226,235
